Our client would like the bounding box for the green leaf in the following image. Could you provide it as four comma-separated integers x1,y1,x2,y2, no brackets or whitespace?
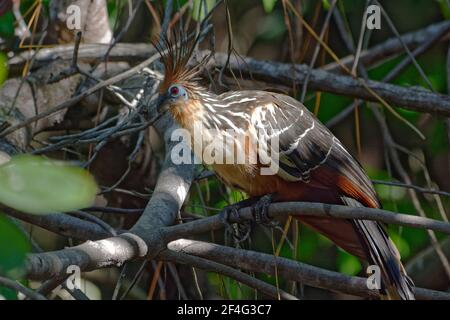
191,0,216,21
0,52,8,87
0,286,17,300
374,183,406,201
322,0,330,10
0,214,30,279
389,232,411,258
436,0,450,19
337,250,362,276
430,120,448,156
0,155,98,214
262,0,277,13
256,10,286,41
0,11,14,38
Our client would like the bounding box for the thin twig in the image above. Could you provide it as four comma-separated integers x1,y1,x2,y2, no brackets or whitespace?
0,276,47,300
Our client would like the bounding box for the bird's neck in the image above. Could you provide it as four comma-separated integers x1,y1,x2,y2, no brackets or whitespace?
170,90,218,131
170,99,204,130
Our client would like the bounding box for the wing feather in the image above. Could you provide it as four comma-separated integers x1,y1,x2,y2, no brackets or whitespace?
250,92,379,207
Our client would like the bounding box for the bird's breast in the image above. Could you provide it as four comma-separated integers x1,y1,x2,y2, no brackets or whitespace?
211,163,290,197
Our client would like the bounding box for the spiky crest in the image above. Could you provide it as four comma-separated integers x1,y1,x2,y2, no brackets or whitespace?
153,31,209,94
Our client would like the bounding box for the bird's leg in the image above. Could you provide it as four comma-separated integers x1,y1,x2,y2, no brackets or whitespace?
221,197,259,244
251,193,278,227
220,194,278,243
221,197,258,224
221,194,277,225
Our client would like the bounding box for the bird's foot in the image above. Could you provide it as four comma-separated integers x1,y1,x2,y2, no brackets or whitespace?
220,196,255,224
221,201,252,244
220,194,278,243
251,194,278,227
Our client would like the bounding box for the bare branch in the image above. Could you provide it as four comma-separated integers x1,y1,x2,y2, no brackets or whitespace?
8,43,154,75
162,202,450,243
24,108,196,280
10,20,450,76
406,237,450,289
209,51,450,116
2,205,111,240
0,276,47,300
166,239,450,300
0,52,161,138
160,250,298,300
322,20,450,72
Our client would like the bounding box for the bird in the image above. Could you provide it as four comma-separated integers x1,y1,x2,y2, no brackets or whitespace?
153,35,415,300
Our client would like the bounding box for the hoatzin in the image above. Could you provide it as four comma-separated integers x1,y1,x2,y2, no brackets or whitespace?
154,37,415,300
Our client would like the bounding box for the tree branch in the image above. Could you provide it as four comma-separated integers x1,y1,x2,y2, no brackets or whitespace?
209,51,450,116
166,239,450,300
24,191,450,298
322,20,450,72
160,250,298,300
7,20,450,117
2,205,110,241
25,109,196,279
0,276,47,300
10,20,450,75
161,202,450,243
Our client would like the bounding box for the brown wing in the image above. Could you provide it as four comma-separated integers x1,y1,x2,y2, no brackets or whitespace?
242,91,414,299
245,92,378,207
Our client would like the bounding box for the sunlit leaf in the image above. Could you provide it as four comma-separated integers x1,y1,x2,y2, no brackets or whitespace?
374,184,406,201
0,155,98,214
0,52,8,86
0,214,30,279
337,250,362,276
396,226,428,253
389,232,411,258
298,228,319,262
436,0,450,19
262,0,277,13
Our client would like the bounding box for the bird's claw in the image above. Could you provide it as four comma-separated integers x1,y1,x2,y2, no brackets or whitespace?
220,194,277,244
251,194,278,227
221,203,251,244
221,203,241,224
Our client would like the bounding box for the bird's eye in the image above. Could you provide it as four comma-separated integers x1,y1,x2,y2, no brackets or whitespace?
169,85,180,97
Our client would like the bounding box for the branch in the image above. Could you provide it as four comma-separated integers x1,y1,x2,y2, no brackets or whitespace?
10,20,450,75
322,20,450,72
7,21,450,117
406,237,450,289
25,233,145,280
24,193,450,298
0,276,47,300
209,51,450,116
25,112,196,280
8,43,153,75
166,239,450,300
160,250,298,300
2,206,110,240
0,51,161,138
161,202,450,243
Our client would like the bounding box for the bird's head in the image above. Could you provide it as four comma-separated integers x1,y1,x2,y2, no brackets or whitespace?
156,83,190,114
153,34,208,121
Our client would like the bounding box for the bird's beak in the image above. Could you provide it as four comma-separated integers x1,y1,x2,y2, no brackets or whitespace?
156,94,168,114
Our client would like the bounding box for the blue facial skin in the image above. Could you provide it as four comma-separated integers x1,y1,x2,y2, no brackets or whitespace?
157,84,188,114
